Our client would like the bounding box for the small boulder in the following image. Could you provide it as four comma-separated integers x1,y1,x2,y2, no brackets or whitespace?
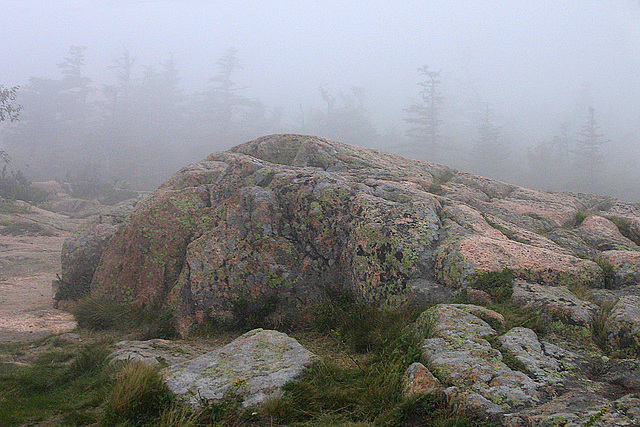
165,329,315,408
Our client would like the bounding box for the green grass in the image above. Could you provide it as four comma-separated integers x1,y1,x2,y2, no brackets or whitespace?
0,341,111,426
0,289,502,426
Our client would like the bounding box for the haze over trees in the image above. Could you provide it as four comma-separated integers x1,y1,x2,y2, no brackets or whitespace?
0,42,636,201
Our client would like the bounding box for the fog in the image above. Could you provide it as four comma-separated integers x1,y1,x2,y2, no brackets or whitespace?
2,0,640,201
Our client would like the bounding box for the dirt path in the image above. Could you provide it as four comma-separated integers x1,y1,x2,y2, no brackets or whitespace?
0,205,80,343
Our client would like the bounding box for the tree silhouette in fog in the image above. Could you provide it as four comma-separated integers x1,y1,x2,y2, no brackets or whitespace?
405,65,444,159
573,106,609,191
473,103,509,178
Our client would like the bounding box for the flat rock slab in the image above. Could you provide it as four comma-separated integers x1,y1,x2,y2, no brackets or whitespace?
165,328,315,408
512,281,598,326
110,339,212,367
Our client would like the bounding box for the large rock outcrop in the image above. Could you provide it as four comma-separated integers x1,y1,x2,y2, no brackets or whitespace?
59,134,640,337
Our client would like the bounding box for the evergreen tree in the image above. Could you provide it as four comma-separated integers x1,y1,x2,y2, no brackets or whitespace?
573,106,609,190
473,103,509,177
405,65,444,158
312,84,378,146
527,122,572,191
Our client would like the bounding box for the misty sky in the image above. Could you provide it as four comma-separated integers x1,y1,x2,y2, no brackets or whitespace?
3,0,640,139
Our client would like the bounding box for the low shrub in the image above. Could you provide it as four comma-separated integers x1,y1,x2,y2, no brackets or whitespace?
230,292,281,331
0,166,48,204
594,258,616,289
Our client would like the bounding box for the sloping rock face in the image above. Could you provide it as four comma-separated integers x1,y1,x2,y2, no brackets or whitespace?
165,328,314,408
61,134,640,335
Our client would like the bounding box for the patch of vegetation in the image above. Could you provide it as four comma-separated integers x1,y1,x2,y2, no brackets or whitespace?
594,258,616,289
256,288,491,426
0,341,111,426
231,292,282,331
73,296,178,339
0,289,501,426
0,220,55,236
591,301,615,355
571,210,591,228
0,166,48,204
607,215,640,246
103,361,175,426
470,268,514,304
0,200,31,214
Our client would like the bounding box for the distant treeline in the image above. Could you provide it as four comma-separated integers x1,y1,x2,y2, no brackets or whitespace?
1,46,638,201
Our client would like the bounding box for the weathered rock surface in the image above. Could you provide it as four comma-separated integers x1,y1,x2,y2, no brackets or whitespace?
605,295,640,356
512,281,598,326
414,303,640,426
110,338,213,367
59,134,640,335
54,200,137,306
165,328,314,408
58,134,640,424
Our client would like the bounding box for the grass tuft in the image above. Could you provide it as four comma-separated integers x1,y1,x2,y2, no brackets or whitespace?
103,361,175,426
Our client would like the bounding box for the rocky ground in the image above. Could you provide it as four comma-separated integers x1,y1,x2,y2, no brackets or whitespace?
0,202,78,342
55,134,640,425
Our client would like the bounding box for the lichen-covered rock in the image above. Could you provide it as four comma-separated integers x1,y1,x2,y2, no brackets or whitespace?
61,134,640,332
597,250,640,289
403,362,443,398
512,282,598,326
498,327,561,382
605,295,640,355
418,304,545,414
110,339,211,367
576,215,639,252
165,328,314,408
55,200,137,306
416,303,639,425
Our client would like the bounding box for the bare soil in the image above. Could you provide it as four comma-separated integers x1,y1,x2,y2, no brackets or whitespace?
0,204,81,343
